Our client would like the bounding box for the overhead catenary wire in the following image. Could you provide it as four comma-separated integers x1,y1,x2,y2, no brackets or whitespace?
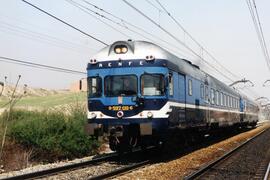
246,0,270,71
142,0,261,99
0,21,96,54
80,0,196,58
21,0,108,46
0,56,86,75
122,0,235,83
154,0,241,80
246,0,267,63
252,0,270,64
64,0,130,39
68,0,192,59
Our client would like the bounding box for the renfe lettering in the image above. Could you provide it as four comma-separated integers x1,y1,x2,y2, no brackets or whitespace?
97,61,145,68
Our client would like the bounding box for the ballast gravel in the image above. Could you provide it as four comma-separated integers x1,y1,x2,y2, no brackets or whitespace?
116,123,270,180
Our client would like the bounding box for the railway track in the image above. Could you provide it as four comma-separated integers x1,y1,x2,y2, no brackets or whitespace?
1,152,119,180
184,127,270,180
0,146,156,180
1,125,267,180
89,160,151,180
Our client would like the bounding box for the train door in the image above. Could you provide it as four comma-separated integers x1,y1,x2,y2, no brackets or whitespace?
178,73,186,124
205,85,211,124
240,97,244,123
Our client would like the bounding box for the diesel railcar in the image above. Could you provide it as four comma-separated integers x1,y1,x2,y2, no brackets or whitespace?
86,40,259,151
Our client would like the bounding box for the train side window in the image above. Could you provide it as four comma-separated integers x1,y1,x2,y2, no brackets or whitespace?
224,94,227,107
200,84,204,99
188,79,192,96
205,86,209,102
211,89,215,104
216,91,219,105
223,94,225,106
169,73,173,96
220,92,223,106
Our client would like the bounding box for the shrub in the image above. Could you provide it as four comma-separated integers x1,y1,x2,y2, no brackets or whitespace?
6,108,99,159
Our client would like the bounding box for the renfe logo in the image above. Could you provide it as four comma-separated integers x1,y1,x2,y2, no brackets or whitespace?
88,59,165,69
97,60,144,68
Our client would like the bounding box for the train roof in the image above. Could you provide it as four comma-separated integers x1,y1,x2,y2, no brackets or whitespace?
91,40,257,105
91,40,205,79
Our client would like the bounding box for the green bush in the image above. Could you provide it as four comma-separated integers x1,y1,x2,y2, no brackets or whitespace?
5,107,99,158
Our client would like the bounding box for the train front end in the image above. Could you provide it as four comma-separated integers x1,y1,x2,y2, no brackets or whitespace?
86,41,170,151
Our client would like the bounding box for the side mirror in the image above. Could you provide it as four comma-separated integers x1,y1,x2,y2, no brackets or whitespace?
79,80,82,91
0,82,4,96
165,75,169,87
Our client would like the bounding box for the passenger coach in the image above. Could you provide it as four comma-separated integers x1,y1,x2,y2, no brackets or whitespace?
86,40,259,151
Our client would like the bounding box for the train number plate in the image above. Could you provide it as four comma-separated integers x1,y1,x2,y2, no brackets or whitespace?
108,106,133,111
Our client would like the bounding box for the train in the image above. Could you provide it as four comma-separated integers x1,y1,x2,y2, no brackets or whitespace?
85,40,259,151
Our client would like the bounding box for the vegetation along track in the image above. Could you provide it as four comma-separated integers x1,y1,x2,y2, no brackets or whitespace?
184,127,270,180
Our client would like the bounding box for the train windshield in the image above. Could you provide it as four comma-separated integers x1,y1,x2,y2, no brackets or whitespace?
141,74,165,96
105,75,137,96
88,77,102,98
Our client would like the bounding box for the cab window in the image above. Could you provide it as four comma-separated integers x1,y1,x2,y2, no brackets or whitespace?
141,74,165,96
105,75,137,96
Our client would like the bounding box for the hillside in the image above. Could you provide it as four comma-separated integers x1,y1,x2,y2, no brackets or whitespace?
0,85,87,112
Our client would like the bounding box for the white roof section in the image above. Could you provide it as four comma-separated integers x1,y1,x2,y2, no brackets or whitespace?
91,40,176,61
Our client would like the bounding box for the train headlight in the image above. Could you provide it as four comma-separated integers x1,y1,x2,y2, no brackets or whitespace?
117,111,124,118
89,112,97,119
147,112,153,118
114,45,128,54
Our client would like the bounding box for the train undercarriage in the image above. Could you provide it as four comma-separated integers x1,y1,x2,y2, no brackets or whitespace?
88,120,258,152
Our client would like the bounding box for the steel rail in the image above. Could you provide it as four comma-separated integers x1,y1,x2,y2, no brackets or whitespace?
264,162,270,180
1,152,118,180
88,146,157,179
89,160,150,180
184,128,269,180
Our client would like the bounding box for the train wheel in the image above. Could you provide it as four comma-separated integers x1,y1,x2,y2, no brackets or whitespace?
109,136,118,151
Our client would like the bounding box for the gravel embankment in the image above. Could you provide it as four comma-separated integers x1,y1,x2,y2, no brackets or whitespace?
198,127,270,179
116,124,270,180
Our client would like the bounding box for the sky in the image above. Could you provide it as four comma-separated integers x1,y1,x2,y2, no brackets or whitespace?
0,0,269,101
